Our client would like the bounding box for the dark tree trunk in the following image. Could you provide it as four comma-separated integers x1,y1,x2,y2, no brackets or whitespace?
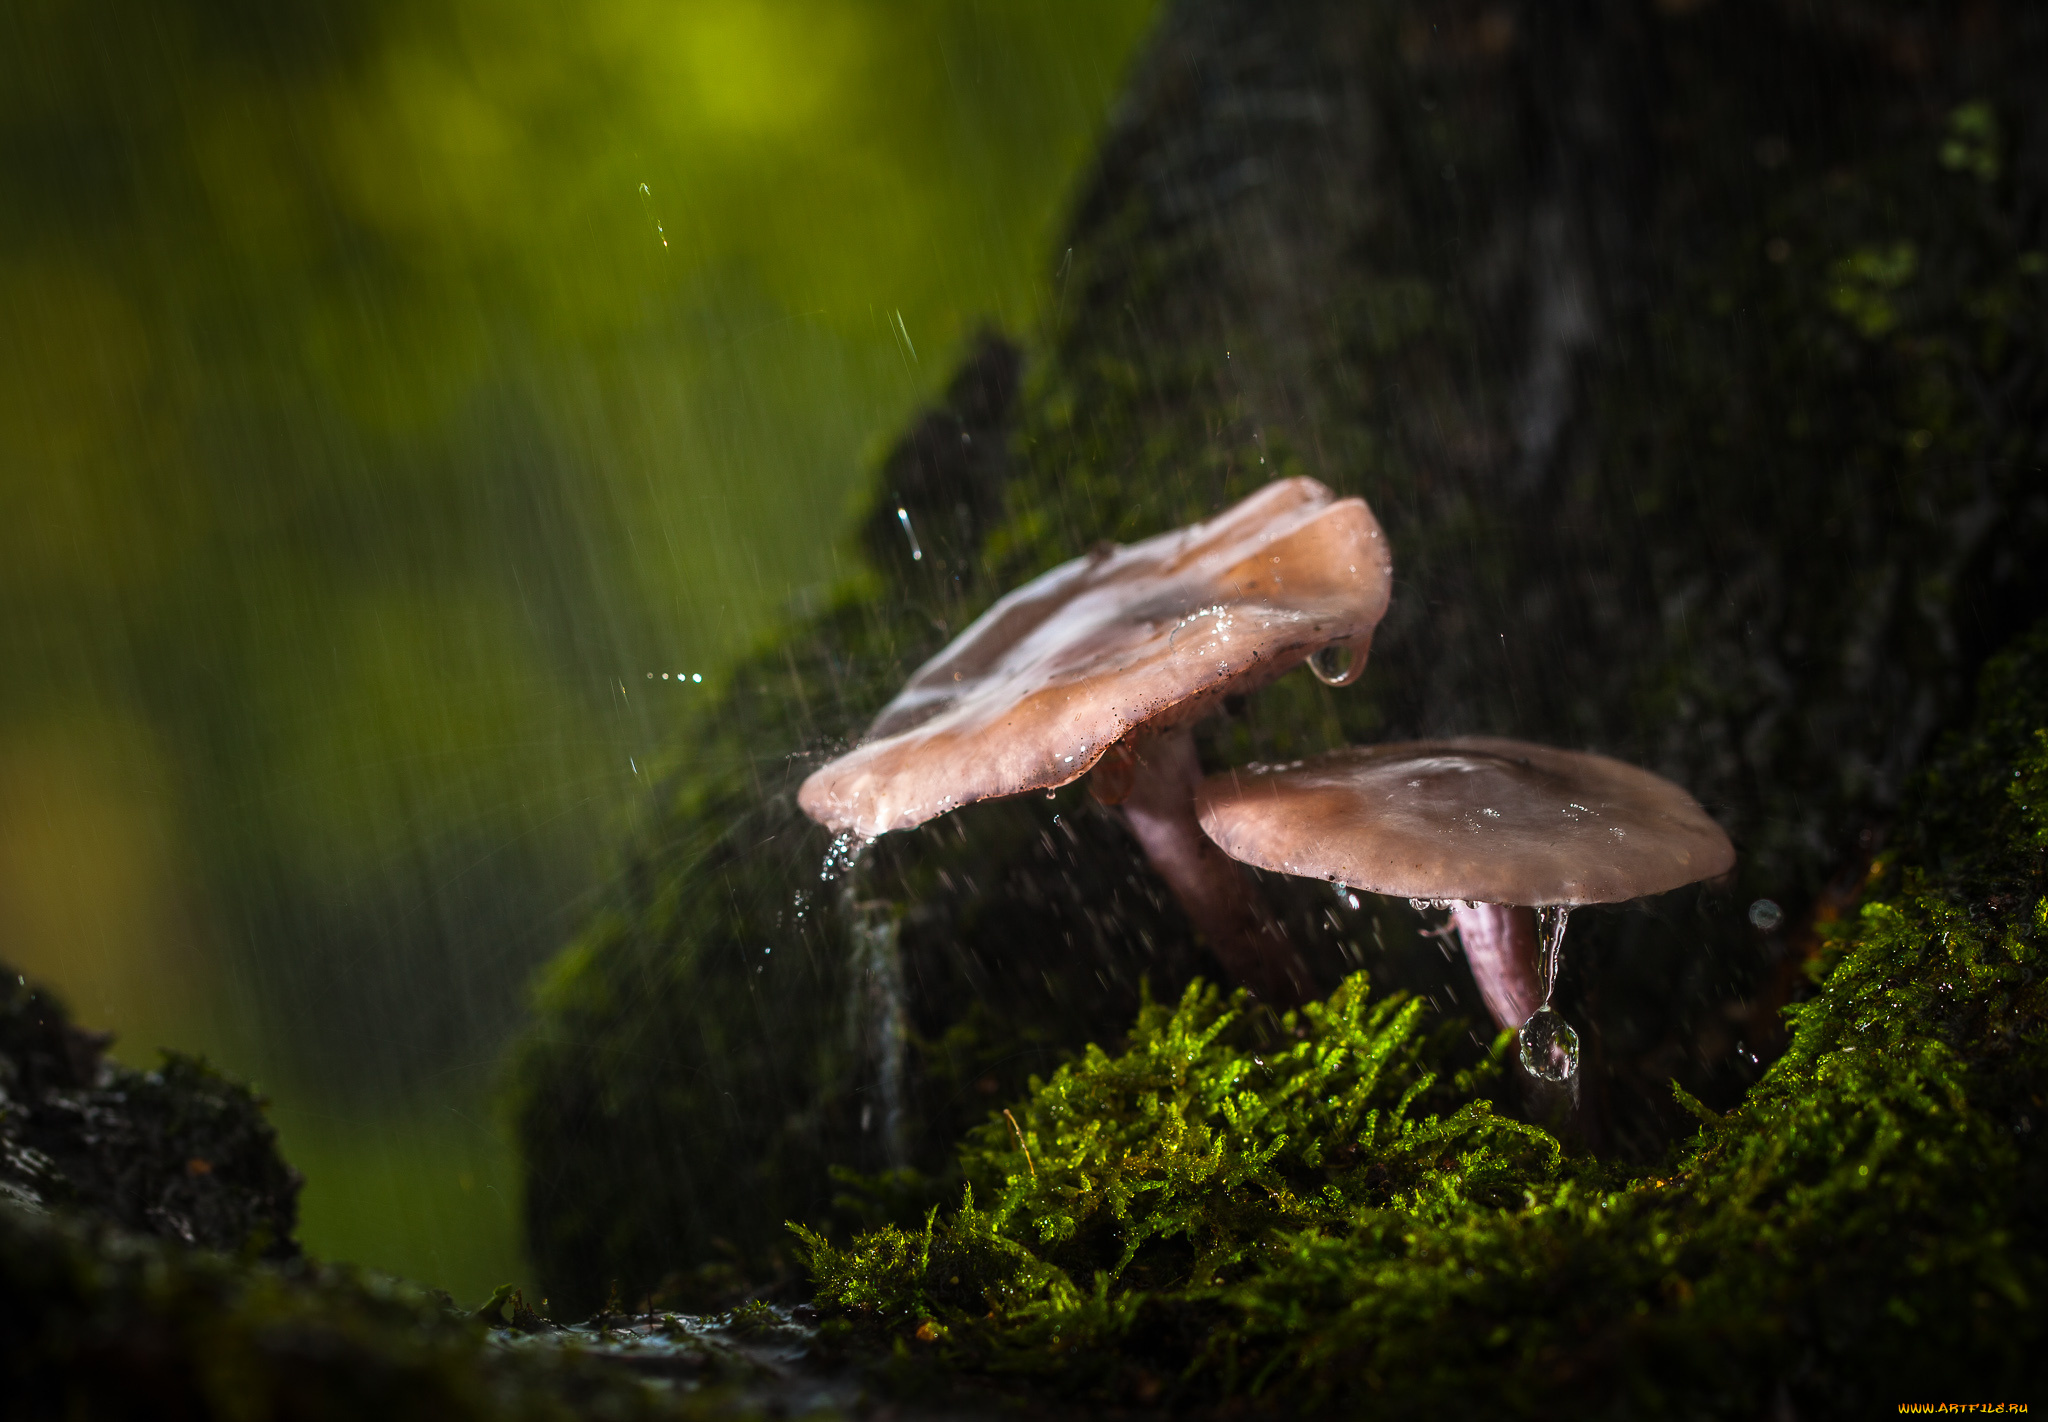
515,0,2048,1310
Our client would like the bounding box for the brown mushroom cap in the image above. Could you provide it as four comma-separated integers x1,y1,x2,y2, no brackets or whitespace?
799,477,1393,837
1195,737,1735,906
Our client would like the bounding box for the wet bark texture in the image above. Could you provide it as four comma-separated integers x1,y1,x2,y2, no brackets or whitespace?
514,0,2048,1312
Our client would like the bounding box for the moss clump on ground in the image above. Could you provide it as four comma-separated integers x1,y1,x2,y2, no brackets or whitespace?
0,969,301,1257
801,620,2048,1414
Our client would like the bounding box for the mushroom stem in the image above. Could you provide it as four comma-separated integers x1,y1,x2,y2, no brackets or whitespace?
1107,724,1311,1006
1449,902,1544,1032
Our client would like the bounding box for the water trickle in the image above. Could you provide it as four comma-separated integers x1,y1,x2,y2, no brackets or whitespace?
846,890,909,1171
1519,1004,1580,1081
1534,904,1570,998
896,506,923,562
1517,905,1580,1081
1307,642,1362,686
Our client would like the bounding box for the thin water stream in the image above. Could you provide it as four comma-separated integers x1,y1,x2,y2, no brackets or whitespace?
824,835,910,1172
1518,906,1579,1082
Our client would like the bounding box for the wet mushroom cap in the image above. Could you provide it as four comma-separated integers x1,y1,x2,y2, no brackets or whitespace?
799,477,1393,837
1196,737,1735,906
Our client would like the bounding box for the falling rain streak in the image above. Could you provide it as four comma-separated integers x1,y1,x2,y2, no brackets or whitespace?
637,182,667,249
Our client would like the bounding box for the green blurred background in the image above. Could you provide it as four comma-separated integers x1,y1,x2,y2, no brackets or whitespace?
0,0,1157,1300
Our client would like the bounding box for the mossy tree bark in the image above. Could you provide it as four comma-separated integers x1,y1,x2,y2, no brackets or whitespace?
514,0,2048,1313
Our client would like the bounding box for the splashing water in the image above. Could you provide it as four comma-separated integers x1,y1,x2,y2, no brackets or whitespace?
896,507,923,562
1518,905,1579,1081
820,831,871,883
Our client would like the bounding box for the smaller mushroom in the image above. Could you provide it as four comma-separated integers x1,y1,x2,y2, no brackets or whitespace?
798,477,1394,1003
1194,737,1735,1079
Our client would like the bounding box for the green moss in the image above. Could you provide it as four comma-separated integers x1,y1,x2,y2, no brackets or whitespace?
513,1,2048,1313
798,976,1559,1376
801,621,2048,1412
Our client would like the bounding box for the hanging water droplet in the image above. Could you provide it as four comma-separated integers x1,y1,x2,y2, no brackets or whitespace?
1518,1004,1580,1081
1307,642,1361,686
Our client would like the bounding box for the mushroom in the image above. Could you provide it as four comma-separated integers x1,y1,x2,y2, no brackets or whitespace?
1193,736,1735,1077
798,476,1394,1004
